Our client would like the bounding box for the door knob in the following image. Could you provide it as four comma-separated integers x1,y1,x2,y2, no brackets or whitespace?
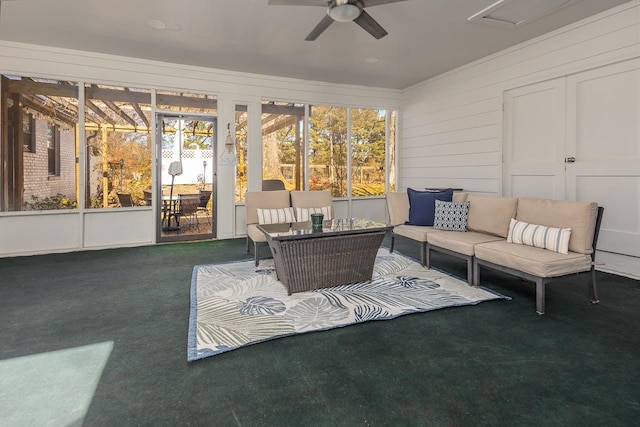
565,157,576,163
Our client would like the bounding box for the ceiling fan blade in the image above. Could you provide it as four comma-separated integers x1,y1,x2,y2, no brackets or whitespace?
362,0,408,6
268,0,328,6
353,10,388,39
305,15,334,41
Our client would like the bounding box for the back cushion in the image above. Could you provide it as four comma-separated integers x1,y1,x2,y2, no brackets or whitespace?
466,194,518,237
515,198,598,254
386,192,410,226
245,190,290,225
406,188,453,226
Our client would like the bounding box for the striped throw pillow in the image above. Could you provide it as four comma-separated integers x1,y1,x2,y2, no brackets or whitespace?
257,207,296,225
295,206,332,222
507,218,572,254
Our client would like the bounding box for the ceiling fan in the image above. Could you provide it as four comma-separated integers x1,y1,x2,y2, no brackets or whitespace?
268,0,407,41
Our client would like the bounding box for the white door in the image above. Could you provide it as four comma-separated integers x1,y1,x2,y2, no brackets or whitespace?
566,60,640,256
503,78,566,199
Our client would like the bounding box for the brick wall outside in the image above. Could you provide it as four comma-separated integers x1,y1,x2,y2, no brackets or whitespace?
23,120,77,208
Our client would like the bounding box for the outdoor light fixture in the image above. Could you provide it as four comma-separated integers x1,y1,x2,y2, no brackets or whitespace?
328,1,362,22
219,123,237,166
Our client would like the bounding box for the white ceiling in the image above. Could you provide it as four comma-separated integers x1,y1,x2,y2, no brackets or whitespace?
0,0,629,89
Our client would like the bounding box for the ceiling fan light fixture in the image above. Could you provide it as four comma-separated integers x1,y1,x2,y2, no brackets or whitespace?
328,3,361,22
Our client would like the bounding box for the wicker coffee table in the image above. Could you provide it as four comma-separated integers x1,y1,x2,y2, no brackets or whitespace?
258,219,391,295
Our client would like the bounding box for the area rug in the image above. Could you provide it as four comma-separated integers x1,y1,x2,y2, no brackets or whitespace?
188,250,507,361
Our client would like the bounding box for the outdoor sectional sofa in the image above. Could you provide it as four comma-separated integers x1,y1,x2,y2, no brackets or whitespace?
387,191,604,314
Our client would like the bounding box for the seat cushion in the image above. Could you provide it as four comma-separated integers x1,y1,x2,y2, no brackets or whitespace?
428,231,503,256
392,224,431,242
475,240,592,278
247,224,268,243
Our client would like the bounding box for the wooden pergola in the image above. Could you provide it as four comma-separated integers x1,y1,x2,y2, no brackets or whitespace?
0,75,307,210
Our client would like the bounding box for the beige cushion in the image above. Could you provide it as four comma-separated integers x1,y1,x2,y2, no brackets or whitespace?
245,190,290,225
428,231,503,256
453,192,468,202
247,224,268,243
392,224,431,242
515,198,598,255
466,195,517,238
386,192,410,226
248,223,291,243
475,240,592,278
290,191,334,219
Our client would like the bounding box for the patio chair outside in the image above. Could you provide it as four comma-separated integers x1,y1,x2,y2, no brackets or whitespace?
176,194,200,232
117,193,135,207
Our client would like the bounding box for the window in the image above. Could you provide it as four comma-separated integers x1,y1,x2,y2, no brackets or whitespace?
47,123,60,176
1,75,79,211
308,105,348,197
350,108,386,197
235,104,248,203
388,110,397,192
23,112,36,153
261,101,305,191
85,84,152,208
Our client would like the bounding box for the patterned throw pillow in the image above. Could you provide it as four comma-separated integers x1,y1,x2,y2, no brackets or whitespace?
507,218,572,254
295,206,333,222
433,200,469,232
257,207,296,225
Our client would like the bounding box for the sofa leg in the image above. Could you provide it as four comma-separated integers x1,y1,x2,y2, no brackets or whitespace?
389,235,395,254
422,243,428,267
472,259,480,287
466,258,473,285
536,279,545,315
246,237,250,253
589,267,600,304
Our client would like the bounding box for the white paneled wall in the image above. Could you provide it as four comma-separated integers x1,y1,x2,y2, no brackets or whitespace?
401,1,639,195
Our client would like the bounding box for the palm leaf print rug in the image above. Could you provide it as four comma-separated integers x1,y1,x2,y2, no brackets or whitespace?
188,250,508,361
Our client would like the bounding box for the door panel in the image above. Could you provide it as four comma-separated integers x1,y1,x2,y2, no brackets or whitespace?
157,114,216,242
566,60,640,256
503,78,566,199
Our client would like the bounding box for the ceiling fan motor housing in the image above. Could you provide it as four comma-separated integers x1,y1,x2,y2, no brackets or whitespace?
328,0,364,22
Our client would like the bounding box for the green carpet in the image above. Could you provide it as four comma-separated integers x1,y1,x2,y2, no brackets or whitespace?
0,237,639,426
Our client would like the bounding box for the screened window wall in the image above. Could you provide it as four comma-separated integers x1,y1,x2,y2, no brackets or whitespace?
259,101,396,198
0,75,219,212
0,76,79,211
261,101,305,192
235,104,248,203
85,84,152,208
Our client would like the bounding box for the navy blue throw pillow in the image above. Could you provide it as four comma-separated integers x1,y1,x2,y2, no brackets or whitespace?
406,188,454,226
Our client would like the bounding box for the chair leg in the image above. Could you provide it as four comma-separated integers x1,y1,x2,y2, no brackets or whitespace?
246,237,251,253
589,267,599,304
536,278,546,315
389,235,395,254
254,242,259,267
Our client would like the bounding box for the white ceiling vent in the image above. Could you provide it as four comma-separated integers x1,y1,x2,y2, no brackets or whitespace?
468,0,581,29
